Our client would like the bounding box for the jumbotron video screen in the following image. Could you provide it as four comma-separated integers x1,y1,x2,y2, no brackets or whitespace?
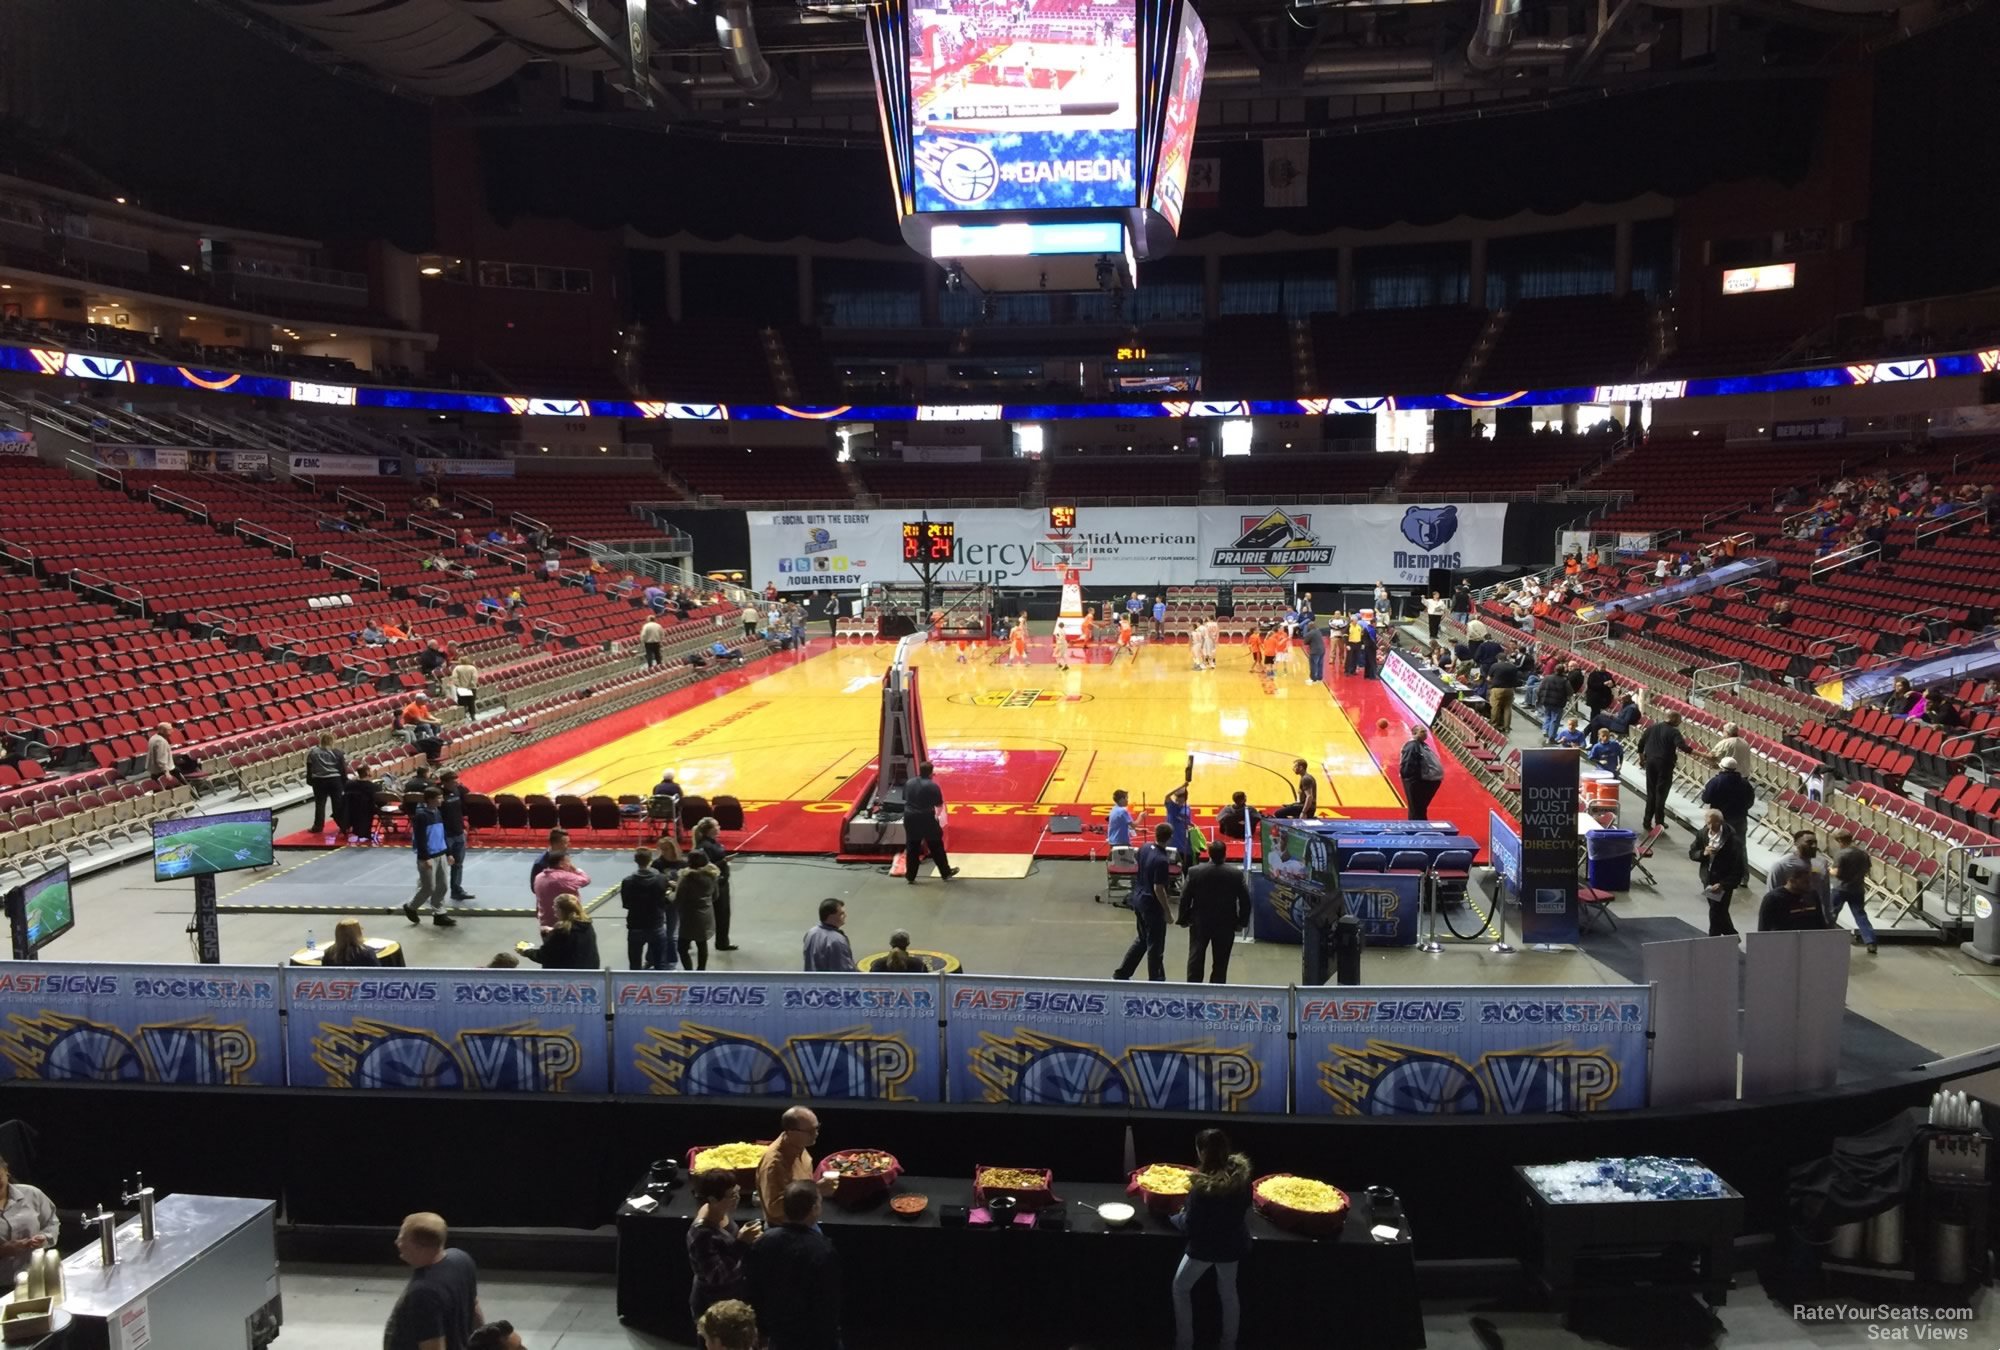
909,0,1139,212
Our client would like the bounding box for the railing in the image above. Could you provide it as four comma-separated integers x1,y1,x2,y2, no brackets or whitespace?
233,519,296,557
530,618,570,644
290,471,315,492
1808,540,1880,580
1804,632,1864,666
67,452,121,490
408,516,458,546
263,631,307,662
1915,505,1985,548
67,568,144,614
510,512,553,541
321,553,381,588
1942,844,2000,923
415,584,452,609
455,491,494,516
1700,501,1753,531
1900,605,1951,644
0,539,35,571
336,487,386,519
1566,620,1612,648
1692,661,1746,698
333,652,389,684
188,609,241,639
148,486,209,524
0,715,52,765
1780,507,1818,537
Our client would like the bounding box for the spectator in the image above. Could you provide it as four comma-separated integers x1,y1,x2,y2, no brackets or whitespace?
879,929,925,972
1273,759,1318,820
1464,612,1488,644
621,848,675,970
1535,667,1572,742
1831,828,1877,954
451,657,479,716
1164,783,1192,859
675,859,720,970
1583,667,1614,721
145,723,176,782
1423,590,1448,642
402,694,441,736
529,828,569,887
402,788,457,927
1373,580,1392,618
323,918,380,967
1585,727,1624,773
360,619,387,646
1554,718,1588,748
1450,581,1473,624
804,898,857,972
741,603,761,638
1590,693,1643,738
747,1181,842,1350
344,764,381,843
1113,823,1175,981
467,1323,523,1350
521,894,600,970
1303,617,1326,683
902,761,957,884
1399,724,1446,821
697,1299,759,1350
1636,712,1693,835
1885,676,1919,717
1758,867,1826,932
1105,788,1140,863
1215,792,1261,847
485,952,521,969
1699,757,1756,835
418,639,448,684
688,1170,762,1324
1180,841,1250,984
532,850,591,932
383,1213,481,1350
1772,829,1832,922
693,816,738,951
640,616,665,669
437,770,474,902
1169,1129,1251,1350
1486,650,1522,733
305,732,348,835
757,1108,837,1225
1708,722,1749,768
1687,807,1745,937
764,580,779,602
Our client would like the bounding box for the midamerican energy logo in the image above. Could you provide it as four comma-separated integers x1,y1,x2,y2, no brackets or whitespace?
1209,510,1332,579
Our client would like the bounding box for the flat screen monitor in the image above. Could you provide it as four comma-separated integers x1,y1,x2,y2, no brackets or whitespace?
18,863,73,953
152,808,275,882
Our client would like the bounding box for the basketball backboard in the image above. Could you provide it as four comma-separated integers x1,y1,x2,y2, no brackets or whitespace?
1029,539,1094,574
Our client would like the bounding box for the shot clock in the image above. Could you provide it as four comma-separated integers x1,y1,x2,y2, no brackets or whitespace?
902,520,956,563
1048,504,1077,532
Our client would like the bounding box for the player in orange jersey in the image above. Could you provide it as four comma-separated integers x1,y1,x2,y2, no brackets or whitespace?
1079,608,1096,661
1008,614,1030,666
1246,627,1264,671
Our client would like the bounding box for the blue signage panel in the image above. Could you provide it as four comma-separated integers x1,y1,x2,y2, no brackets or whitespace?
284,969,609,1093
1518,749,1581,945
1292,984,1650,1115
1488,809,1522,894
0,963,283,1086
608,972,941,1102
944,975,1289,1113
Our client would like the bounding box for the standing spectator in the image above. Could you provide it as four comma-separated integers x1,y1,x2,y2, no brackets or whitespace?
803,897,857,972
1303,617,1326,684
1373,580,1392,619
1831,828,1877,954
1450,580,1473,624
693,816,738,950
817,590,841,637
1357,610,1381,680
1688,807,1745,937
1151,595,1167,640
901,761,957,883
450,657,479,716
1583,667,1614,722
531,849,590,932
1180,842,1250,984
1773,829,1832,923
1105,788,1140,863
1168,1129,1251,1350
1164,783,1192,860
674,859,720,971
1399,725,1446,821
1536,666,1573,742
1422,591,1448,642
383,1213,481,1350
747,1182,842,1350
145,724,176,782
621,848,675,970
1708,722,1749,768
1113,823,1175,981
344,764,382,844
529,828,569,887
1758,867,1826,932
1699,757,1756,836
639,616,665,669
1273,758,1318,820
402,788,456,927
741,602,761,639
756,1108,836,1225
687,1171,762,1325
1636,712,1693,834
697,1300,759,1350
1486,649,1522,733
520,894,600,969
305,733,348,835
438,770,475,902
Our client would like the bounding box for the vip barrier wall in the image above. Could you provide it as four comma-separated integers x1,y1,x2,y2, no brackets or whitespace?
0,963,1649,1116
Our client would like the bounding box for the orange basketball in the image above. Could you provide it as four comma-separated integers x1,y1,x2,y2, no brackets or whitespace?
1376,718,1390,731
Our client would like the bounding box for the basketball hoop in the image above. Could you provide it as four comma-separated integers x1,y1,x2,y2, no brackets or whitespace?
1031,539,1092,632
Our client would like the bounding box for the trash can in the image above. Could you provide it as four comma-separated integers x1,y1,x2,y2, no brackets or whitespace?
1585,828,1637,891
1334,914,1364,986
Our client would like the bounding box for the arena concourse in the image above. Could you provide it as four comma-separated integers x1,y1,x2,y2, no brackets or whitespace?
0,0,1998,1346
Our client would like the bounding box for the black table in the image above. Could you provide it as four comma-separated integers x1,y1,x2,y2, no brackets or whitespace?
616,1171,1423,1348
1514,1165,1744,1311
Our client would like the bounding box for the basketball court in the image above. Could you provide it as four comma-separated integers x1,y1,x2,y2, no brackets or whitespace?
464,636,1498,862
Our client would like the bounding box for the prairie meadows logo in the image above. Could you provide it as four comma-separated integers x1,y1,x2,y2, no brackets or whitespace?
1209,510,1332,579
1400,506,1460,551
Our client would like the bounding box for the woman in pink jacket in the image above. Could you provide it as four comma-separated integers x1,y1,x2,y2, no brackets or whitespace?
531,850,591,931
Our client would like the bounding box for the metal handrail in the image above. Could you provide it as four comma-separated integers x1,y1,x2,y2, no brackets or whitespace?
530,618,570,642
0,539,35,570
1939,727,1993,760
1780,506,1817,537
455,490,494,515
322,553,382,588
1915,505,1985,547
336,487,386,518
263,630,307,661
188,609,241,639
148,486,209,523
68,568,144,614
1701,502,1753,530
416,584,452,608
1808,540,1880,580
1942,844,2000,922
333,652,389,682
1566,620,1612,648
68,452,122,489
1691,661,1746,697
408,516,457,546
233,519,296,557
511,512,553,540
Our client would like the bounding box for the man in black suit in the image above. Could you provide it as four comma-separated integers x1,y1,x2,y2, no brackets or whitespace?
902,761,958,883
1180,842,1251,983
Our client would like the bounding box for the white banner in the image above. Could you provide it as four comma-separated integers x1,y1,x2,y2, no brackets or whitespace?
897,445,984,463
748,503,1507,591
1380,650,1447,727
415,457,518,478
1263,138,1309,208
1931,405,2000,439
288,453,401,478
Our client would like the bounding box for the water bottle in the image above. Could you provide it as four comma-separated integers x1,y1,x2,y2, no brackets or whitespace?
1089,845,1098,862
306,930,316,952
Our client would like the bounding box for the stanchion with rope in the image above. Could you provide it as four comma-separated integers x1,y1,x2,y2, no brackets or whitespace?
1418,865,1513,953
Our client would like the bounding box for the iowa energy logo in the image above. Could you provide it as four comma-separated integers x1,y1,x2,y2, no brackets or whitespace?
1210,510,1333,579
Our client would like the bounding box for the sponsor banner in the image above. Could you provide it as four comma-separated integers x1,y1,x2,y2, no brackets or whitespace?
1575,557,1776,622
91,446,189,471
0,429,33,458
897,444,984,463
0,962,282,1086
1293,984,1649,1114
1488,810,1522,895
944,975,1290,1113
1380,650,1448,727
284,969,609,1092
1770,418,1845,442
287,453,401,478
1931,405,2000,439
608,972,941,1102
1517,749,1580,946
749,503,1506,591
414,457,517,478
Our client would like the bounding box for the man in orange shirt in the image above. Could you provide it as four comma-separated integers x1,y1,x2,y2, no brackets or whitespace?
755,1106,838,1224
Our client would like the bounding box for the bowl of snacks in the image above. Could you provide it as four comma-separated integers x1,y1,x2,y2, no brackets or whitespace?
889,1194,928,1221
816,1149,902,1206
974,1165,1056,1212
1096,1201,1137,1227
686,1142,767,1197
1128,1163,1197,1217
1252,1174,1351,1237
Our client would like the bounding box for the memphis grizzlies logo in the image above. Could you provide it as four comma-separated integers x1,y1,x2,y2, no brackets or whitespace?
916,137,999,206
1400,506,1459,551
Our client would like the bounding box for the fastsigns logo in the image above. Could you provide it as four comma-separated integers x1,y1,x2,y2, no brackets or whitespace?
1208,510,1332,579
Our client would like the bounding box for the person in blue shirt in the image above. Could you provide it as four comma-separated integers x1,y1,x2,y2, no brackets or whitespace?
1113,823,1174,981
401,788,458,927
1586,727,1624,773
1164,783,1192,860
1126,592,1144,619
1151,596,1167,640
1106,789,1139,861
1554,718,1589,748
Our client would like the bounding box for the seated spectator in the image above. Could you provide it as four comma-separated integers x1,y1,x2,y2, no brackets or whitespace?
711,641,744,665
1215,792,1262,843
402,696,441,737
506,588,526,613
485,952,521,969
1554,718,1588,748
1589,694,1642,737
323,918,380,967
418,640,449,682
879,930,926,972
1585,727,1624,773
1885,676,1919,717
382,616,411,641
360,620,387,646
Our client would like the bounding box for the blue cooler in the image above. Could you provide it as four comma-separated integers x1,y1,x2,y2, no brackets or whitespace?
1585,828,1637,891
